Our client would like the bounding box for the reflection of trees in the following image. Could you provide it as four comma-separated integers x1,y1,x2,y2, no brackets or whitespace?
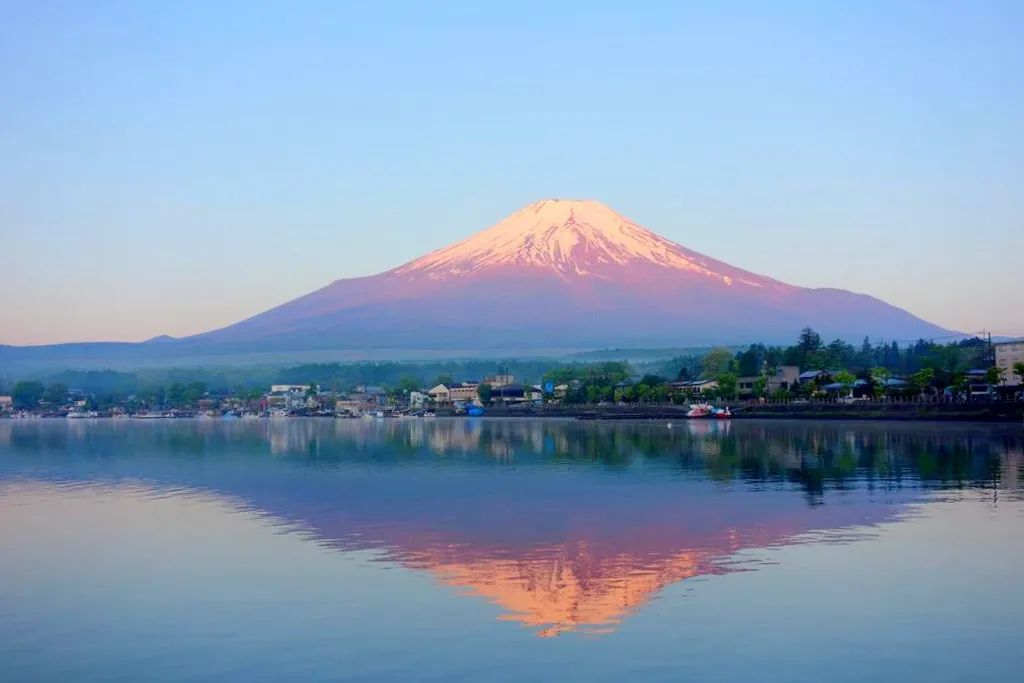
4,418,1020,498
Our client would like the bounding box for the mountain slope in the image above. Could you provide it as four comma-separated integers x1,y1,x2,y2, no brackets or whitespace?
191,198,950,350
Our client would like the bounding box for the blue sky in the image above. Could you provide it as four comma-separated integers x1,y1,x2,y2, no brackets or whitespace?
1,1,1021,345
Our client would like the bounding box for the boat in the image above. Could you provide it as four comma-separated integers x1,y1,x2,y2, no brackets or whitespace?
685,403,713,418
712,407,733,419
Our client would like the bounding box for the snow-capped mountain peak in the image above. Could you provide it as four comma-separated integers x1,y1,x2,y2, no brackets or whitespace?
393,199,762,285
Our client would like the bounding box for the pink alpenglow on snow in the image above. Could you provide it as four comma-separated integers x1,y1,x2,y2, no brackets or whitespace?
193,199,951,351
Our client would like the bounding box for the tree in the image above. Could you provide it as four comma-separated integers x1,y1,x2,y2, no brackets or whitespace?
752,375,768,398
477,382,493,406
12,381,45,409
737,344,767,376
985,366,1005,387
395,376,420,396
870,367,892,398
1014,362,1024,385
42,383,69,406
910,368,935,396
167,381,207,408
825,339,855,370
701,348,735,378
834,371,856,397
715,372,738,400
798,327,823,353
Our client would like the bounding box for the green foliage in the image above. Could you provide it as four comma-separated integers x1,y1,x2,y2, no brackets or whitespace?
42,383,69,405
477,382,493,405
834,371,856,394
701,348,735,378
1014,362,1024,384
166,381,207,407
910,368,936,393
985,366,1005,386
715,372,738,400
736,344,767,376
12,381,45,409
870,367,892,397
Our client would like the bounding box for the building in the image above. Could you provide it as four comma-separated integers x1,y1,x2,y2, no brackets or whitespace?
484,374,515,388
267,384,314,411
737,376,760,398
409,391,427,408
769,366,800,392
995,340,1024,387
735,366,801,398
491,383,528,405
448,383,480,404
427,384,451,405
0,396,12,413
669,379,719,396
334,399,366,416
270,384,316,394
798,370,832,384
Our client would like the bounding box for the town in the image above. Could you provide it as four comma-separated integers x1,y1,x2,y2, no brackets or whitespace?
2,330,1022,420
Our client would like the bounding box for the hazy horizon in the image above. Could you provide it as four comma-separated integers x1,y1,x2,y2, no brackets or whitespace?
2,2,1022,345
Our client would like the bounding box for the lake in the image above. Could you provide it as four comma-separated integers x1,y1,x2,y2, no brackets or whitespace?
1,418,1022,682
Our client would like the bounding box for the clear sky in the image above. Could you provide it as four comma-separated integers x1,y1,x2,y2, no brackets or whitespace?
1,1,1021,346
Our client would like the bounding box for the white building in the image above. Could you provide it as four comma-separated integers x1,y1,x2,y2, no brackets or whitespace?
270,384,316,394
995,340,1024,387
0,396,12,413
427,384,450,405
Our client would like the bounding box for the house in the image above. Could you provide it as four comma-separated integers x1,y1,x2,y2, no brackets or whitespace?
737,376,759,398
0,396,12,413
448,383,480,404
270,384,315,394
769,366,800,392
669,379,718,395
334,399,366,416
798,370,832,384
267,384,313,411
823,379,870,397
491,383,527,405
427,384,451,405
484,374,515,388
995,340,1024,387
965,369,993,399
409,391,427,408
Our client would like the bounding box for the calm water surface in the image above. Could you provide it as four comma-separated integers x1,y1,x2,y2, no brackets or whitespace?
1,418,1022,682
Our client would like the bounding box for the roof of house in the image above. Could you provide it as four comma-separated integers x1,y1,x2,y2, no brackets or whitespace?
798,370,830,380
823,380,869,390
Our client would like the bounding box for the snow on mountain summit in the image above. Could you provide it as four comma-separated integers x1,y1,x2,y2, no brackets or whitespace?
393,199,769,287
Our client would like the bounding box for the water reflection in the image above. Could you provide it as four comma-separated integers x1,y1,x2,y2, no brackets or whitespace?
0,418,1021,636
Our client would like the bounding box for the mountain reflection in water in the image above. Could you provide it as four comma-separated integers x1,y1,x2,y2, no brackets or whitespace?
0,418,1020,637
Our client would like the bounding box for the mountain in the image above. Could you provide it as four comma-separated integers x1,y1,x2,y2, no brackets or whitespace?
190,198,950,351
0,199,952,369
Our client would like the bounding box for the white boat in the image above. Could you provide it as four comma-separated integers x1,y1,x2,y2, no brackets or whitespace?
686,403,713,418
